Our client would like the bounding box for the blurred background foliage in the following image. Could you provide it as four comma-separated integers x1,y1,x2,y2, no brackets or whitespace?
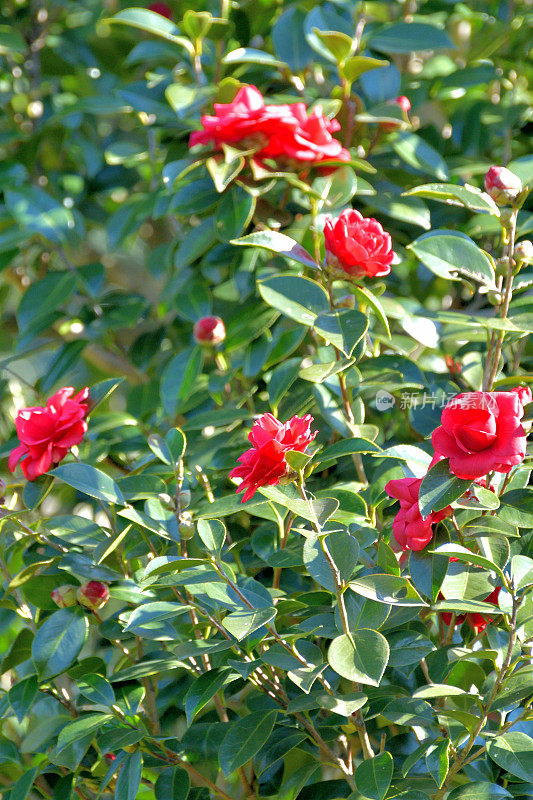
0,1,533,799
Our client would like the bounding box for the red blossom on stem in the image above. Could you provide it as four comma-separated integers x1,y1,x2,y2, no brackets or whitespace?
8,387,89,481
229,413,317,502
324,209,395,279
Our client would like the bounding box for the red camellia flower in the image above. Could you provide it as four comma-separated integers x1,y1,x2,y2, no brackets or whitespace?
385,476,452,552
511,384,532,407
484,166,522,206
324,209,395,278
431,390,527,480
8,387,89,481
148,2,173,19
77,581,110,610
229,413,317,502
190,85,294,151
193,316,226,345
441,583,501,634
189,85,349,167
261,104,350,166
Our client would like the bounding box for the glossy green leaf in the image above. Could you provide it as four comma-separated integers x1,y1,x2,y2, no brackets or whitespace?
32,608,89,680
219,710,277,775
328,630,389,686
354,752,393,800
233,231,317,270
50,463,125,505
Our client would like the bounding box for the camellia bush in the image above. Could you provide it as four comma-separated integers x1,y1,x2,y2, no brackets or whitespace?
1,1,533,799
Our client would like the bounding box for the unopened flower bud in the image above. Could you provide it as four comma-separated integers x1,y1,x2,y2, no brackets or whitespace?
336,294,356,309
51,585,78,608
178,521,195,540
104,752,116,763
193,316,226,345
381,95,411,132
393,95,411,115
488,290,502,306
178,489,191,509
515,240,533,265
484,166,522,206
158,492,175,510
77,581,109,610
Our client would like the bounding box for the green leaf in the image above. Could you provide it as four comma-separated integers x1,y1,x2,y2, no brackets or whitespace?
184,669,240,725
219,710,277,776
222,47,287,68
314,437,381,466
57,713,114,753
418,458,472,519
299,358,355,383
175,217,217,268
215,185,255,242
268,358,301,411
197,519,227,554
166,427,187,462
147,433,175,466
303,532,359,592
382,698,434,727
447,784,512,800
160,346,203,415
409,549,448,602
313,309,369,357
367,22,454,54
222,607,277,640
392,132,449,181
9,766,38,800
78,674,116,707
343,55,389,82
233,230,317,270
155,767,190,800
426,739,449,788
349,574,425,606
272,7,314,70
50,463,124,505
404,183,499,215
32,607,88,680
487,732,533,782
258,274,329,325
105,8,194,52
354,752,393,800
433,544,506,582
5,186,74,244
207,155,245,192
328,631,389,686
115,751,143,800
9,676,38,723
408,231,495,286
123,602,191,640
88,378,124,413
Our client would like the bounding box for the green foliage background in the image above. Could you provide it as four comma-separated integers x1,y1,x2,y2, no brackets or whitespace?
0,1,532,799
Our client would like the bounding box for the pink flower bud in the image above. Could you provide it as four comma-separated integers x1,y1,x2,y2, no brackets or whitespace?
51,585,78,608
104,752,116,763
394,95,411,114
515,240,533,264
193,316,226,345
77,581,109,610
484,166,522,206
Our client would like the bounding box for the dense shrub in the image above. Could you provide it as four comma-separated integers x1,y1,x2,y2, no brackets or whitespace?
0,2,533,799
